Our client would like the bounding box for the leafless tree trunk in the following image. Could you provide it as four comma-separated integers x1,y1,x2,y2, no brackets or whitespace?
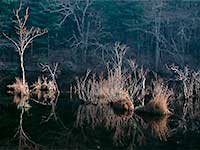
44,0,106,64
154,0,163,71
20,55,25,85
3,3,47,85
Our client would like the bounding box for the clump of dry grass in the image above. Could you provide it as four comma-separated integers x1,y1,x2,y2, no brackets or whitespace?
31,77,57,93
111,90,134,111
74,68,135,112
73,43,147,112
7,78,31,111
7,78,29,97
145,79,173,115
75,69,129,101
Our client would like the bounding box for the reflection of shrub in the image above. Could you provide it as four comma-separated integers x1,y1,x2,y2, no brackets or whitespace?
145,79,173,115
75,104,144,147
170,65,200,132
147,115,170,141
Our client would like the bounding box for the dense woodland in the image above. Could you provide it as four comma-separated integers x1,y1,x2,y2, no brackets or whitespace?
1,0,200,73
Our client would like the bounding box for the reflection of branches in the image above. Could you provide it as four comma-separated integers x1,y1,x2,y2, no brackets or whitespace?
13,95,42,150
41,96,59,123
169,64,200,132
30,63,60,122
75,104,112,128
106,113,145,146
40,63,60,122
75,104,144,146
17,108,33,150
147,115,170,141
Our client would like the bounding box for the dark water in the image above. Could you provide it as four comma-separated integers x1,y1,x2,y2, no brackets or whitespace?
0,96,199,150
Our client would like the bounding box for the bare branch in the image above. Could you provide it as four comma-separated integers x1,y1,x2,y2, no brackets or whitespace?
3,33,20,52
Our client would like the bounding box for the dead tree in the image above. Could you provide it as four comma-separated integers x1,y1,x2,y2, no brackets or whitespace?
170,64,200,131
3,3,47,85
44,0,107,62
153,0,163,71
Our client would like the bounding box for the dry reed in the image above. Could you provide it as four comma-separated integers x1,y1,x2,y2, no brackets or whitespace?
145,79,173,115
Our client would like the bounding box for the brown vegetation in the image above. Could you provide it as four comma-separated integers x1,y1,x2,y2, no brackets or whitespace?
7,78,29,96
74,43,146,112
31,77,57,92
147,115,170,141
74,69,133,106
145,79,173,115
111,90,134,111
4,2,200,147
3,3,47,85
75,103,144,146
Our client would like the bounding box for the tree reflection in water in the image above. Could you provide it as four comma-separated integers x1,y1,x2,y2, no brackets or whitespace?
75,104,145,147
146,115,171,141
8,94,172,149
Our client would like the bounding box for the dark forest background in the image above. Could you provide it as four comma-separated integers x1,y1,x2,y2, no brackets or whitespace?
1,0,200,74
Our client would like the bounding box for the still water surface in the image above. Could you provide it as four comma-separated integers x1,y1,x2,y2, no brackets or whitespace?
0,96,199,150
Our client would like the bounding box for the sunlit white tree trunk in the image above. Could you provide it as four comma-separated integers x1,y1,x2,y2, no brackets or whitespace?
4,3,47,85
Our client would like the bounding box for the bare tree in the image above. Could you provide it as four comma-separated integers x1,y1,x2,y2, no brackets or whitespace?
3,3,47,85
153,0,163,71
169,64,200,131
30,63,60,122
44,0,107,63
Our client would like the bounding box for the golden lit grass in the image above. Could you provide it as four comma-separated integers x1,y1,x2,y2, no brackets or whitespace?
31,77,56,92
145,80,173,115
74,69,134,112
30,77,57,105
7,78,30,110
74,43,146,111
7,78,29,97
111,90,134,111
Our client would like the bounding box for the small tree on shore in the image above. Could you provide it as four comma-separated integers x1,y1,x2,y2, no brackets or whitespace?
3,2,47,85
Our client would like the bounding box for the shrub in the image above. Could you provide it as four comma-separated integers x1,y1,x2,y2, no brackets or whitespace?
7,78,29,97
144,79,173,115
74,43,146,112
